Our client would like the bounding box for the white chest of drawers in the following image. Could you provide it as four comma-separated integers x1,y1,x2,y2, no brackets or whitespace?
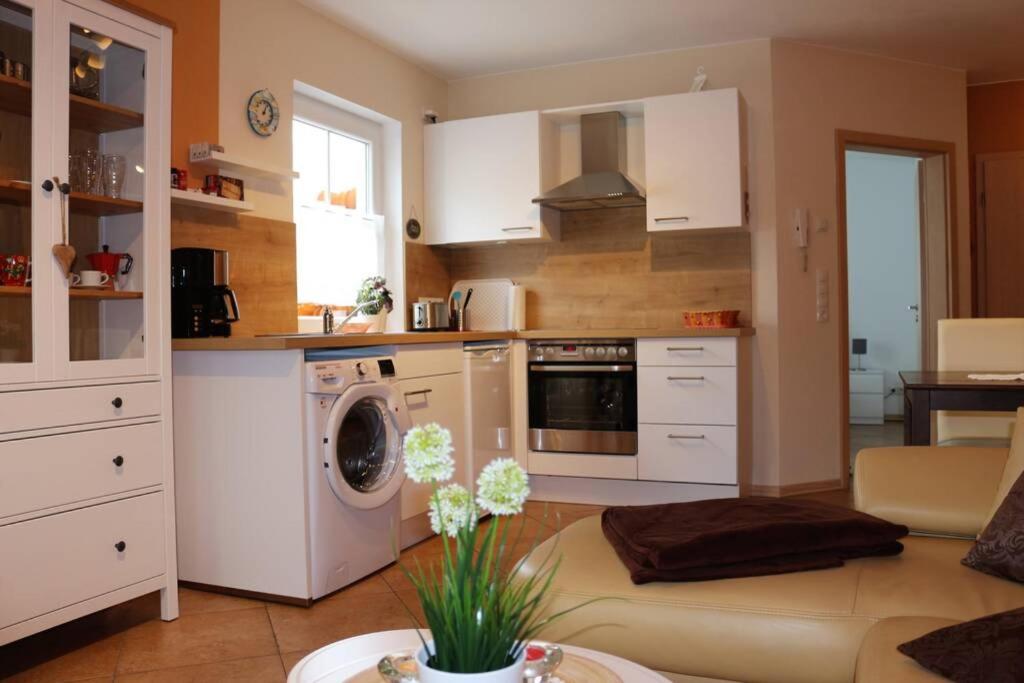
636,337,750,487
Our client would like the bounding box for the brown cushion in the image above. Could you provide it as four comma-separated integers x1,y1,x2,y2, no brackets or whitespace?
897,607,1024,682
601,497,908,584
963,469,1024,583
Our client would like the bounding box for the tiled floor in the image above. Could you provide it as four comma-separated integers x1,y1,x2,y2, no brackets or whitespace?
1,501,603,682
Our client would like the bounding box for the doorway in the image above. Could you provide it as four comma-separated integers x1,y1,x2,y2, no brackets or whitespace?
836,131,959,486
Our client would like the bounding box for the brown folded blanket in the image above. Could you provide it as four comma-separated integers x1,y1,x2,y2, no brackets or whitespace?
602,497,908,584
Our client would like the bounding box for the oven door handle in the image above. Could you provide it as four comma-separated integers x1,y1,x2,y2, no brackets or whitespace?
529,364,635,373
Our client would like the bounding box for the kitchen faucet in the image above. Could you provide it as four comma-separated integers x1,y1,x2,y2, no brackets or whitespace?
323,301,374,334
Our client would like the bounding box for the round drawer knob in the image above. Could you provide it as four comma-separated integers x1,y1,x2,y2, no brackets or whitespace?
112,455,125,467
111,397,123,409
114,541,127,552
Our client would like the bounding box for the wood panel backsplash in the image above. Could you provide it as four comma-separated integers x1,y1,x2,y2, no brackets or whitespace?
171,205,298,337
435,206,751,330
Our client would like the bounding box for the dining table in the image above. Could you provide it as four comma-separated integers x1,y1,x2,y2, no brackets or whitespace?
899,371,1024,446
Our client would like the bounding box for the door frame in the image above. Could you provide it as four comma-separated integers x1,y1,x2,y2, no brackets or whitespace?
975,151,1024,317
835,130,960,487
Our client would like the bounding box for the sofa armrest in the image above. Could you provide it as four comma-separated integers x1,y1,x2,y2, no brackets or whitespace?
854,446,1007,538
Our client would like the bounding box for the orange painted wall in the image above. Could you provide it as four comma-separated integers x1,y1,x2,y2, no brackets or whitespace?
968,81,1024,155
967,80,1024,310
121,0,220,184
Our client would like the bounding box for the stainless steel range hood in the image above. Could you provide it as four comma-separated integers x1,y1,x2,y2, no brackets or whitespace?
533,111,645,211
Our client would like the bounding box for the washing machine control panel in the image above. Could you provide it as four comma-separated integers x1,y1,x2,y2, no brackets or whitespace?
305,358,396,394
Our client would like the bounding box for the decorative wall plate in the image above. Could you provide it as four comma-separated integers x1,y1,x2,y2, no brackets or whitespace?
247,88,280,137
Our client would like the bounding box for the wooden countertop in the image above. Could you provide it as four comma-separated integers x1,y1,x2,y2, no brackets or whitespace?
172,327,755,351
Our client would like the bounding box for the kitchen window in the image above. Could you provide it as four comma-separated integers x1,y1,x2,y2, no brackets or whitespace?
293,98,386,308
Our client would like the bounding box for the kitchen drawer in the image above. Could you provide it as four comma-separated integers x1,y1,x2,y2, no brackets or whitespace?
638,366,737,425
637,337,736,367
849,371,884,394
0,422,162,520
0,493,165,629
0,382,161,435
638,424,737,484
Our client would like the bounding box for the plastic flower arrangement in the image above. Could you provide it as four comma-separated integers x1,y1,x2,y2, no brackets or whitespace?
399,423,582,675
355,276,394,315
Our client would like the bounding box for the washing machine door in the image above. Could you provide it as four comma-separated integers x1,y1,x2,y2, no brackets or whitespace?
323,383,410,510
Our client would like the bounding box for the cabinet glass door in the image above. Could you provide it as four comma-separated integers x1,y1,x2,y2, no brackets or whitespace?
54,1,161,379
0,0,50,384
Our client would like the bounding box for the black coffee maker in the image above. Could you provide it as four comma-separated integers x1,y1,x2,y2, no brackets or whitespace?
171,248,241,338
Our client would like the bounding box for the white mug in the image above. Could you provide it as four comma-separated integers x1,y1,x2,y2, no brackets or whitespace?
71,270,110,287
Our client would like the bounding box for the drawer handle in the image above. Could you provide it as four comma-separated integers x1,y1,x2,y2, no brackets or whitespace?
111,397,124,409
668,434,705,440
114,541,126,552
667,376,705,381
501,226,535,232
654,216,690,223
112,455,125,467
667,346,704,352
404,389,433,397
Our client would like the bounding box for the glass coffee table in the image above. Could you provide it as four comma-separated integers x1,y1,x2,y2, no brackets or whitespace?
287,629,670,682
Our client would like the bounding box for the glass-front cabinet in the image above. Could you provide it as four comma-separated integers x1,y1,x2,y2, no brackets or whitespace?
0,0,167,384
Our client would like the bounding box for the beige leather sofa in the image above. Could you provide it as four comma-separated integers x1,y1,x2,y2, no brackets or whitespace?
520,446,1024,683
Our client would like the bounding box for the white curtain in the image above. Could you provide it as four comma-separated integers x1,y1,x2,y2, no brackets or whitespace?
295,207,385,307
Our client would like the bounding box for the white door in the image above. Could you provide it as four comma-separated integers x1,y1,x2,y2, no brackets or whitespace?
644,89,744,232
53,0,167,381
400,372,467,521
425,111,544,244
0,0,55,386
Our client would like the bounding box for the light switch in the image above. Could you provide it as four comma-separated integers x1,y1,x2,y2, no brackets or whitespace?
816,269,829,322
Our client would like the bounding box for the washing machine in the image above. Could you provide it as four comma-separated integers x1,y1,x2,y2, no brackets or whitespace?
305,355,411,599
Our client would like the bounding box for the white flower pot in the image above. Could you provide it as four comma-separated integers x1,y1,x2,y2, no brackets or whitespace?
358,311,387,333
415,645,526,683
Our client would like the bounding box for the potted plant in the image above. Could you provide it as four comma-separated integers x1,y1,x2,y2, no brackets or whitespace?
355,275,393,333
387,424,587,682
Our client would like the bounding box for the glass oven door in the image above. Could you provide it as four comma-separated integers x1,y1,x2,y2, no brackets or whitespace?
527,363,637,455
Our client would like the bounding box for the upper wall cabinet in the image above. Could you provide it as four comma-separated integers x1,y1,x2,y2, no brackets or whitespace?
425,111,559,246
644,88,746,233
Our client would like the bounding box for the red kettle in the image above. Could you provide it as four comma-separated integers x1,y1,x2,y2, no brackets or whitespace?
87,245,133,281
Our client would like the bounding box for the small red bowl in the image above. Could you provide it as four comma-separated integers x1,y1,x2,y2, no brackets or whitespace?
683,310,741,329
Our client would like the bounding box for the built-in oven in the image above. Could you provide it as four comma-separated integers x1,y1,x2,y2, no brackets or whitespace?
527,340,637,456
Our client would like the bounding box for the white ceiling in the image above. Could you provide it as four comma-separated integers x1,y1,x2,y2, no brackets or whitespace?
298,0,1024,84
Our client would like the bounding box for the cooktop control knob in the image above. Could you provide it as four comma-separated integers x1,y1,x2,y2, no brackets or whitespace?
545,347,555,356
618,347,629,358
584,347,595,358
596,347,607,357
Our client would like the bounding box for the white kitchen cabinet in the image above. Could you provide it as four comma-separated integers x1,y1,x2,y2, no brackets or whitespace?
644,89,745,232
637,337,747,486
396,344,468,546
0,0,175,646
424,111,559,245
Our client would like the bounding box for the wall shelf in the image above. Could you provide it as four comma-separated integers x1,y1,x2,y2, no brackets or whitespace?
189,149,299,181
0,286,143,300
0,74,144,133
170,188,253,213
0,179,142,216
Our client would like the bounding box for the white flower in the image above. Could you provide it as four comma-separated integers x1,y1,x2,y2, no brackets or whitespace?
476,458,530,516
403,424,455,484
429,484,476,538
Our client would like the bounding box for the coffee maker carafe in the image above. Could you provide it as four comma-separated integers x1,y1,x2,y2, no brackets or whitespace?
171,248,241,338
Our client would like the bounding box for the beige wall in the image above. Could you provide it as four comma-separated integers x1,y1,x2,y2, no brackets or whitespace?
449,40,784,487
219,0,447,223
770,41,969,486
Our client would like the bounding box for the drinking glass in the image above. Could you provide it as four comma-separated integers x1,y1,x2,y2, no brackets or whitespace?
102,154,126,199
82,149,101,195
